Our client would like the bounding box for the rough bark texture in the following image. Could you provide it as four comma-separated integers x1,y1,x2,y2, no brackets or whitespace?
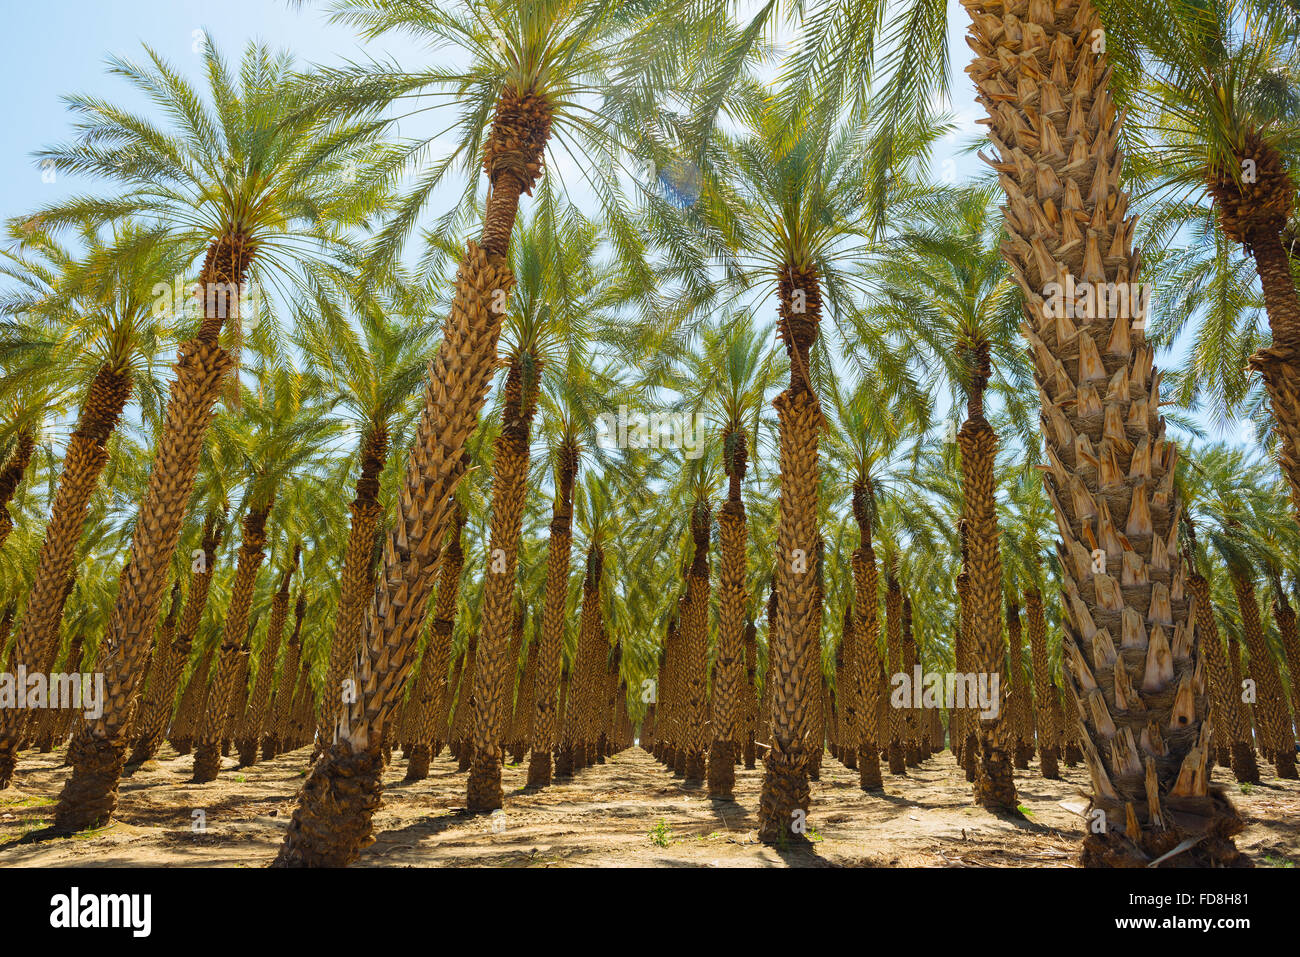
758,266,821,844
235,545,299,766
0,429,35,548
192,504,270,783
0,366,132,784
1230,571,1296,779
53,232,247,829
965,0,1244,866
276,87,551,867
317,427,388,749
527,440,577,788
1188,570,1259,785
708,428,748,799
467,356,538,811
681,499,711,786
851,492,885,793
1025,587,1061,778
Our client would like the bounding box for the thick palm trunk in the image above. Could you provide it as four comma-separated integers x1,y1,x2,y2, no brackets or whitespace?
900,593,921,766
451,634,479,770
129,514,223,765
193,503,271,782
1188,570,1259,784
274,88,551,867
235,546,299,766
0,428,35,549
966,0,1244,864
0,366,131,787
467,358,538,810
405,512,464,782
526,442,577,787
1229,571,1296,779
758,266,821,844
1024,587,1061,779
316,427,388,750
883,571,907,774
52,233,248,829
707,434,747,797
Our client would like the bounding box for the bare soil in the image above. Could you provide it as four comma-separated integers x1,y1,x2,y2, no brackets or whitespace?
1,745,1297,867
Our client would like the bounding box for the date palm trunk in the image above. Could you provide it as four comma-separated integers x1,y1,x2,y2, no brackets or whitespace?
965,0,1244,864
510,637,537,764
236,545,299,766
193,502,271,782
1187,570,1259,784
274,87,551,867
526,440,577,787
316,426,388,751
0,366,132,788
758,266,821,843
0,428,35,549
1025,587,1061,779
52,233,249,829
467,356,538,810
405,509,465,782
266,595,305,760
681,499,711,785
851,486,885,792
707,431,747,797
1229,570,1296,778
129,513,224,765
170,641,216,756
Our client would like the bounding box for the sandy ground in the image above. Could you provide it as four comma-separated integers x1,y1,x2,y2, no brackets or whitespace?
1,744,1297,867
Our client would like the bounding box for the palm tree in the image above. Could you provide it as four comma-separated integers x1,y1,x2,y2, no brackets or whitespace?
273,0,712,866
1121,0,1300,513
31,39,382,831
234,543,300,766
192,371,340,783
293,277,437,749
0,223,187,786
964,0,1244,866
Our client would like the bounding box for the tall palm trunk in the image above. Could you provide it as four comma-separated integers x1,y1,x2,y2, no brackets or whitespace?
1024,587,1060,779
451,633,479,770
236,545,299,766
1006,600,1034,768
170,641,216,756
123,583,182,764
883,568,907,774
758,265,821,843
267,595,306,758
0,428,35,549
1187,569,1259,784
275,87,551,867
0,366,132,788
741,618,758,768
526,439,577,787
681,498,711,785
1229,570,1296,778
129,513,224,764
851,483,885,792
966,0,1243,864
1207,134,1300,513
510,637,537,763
193,502,271,782
317,426,389,749
900,592,921,766
954,342,1015,809
405,509,465,782
467,356,539,810
1271,587,1300,746
708,430,747,798
53,233,250,829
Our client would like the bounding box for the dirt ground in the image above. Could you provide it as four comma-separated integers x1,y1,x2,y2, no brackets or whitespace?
1,744,1297,867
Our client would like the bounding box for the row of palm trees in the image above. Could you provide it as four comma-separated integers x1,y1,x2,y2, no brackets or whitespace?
0,0,1298,867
